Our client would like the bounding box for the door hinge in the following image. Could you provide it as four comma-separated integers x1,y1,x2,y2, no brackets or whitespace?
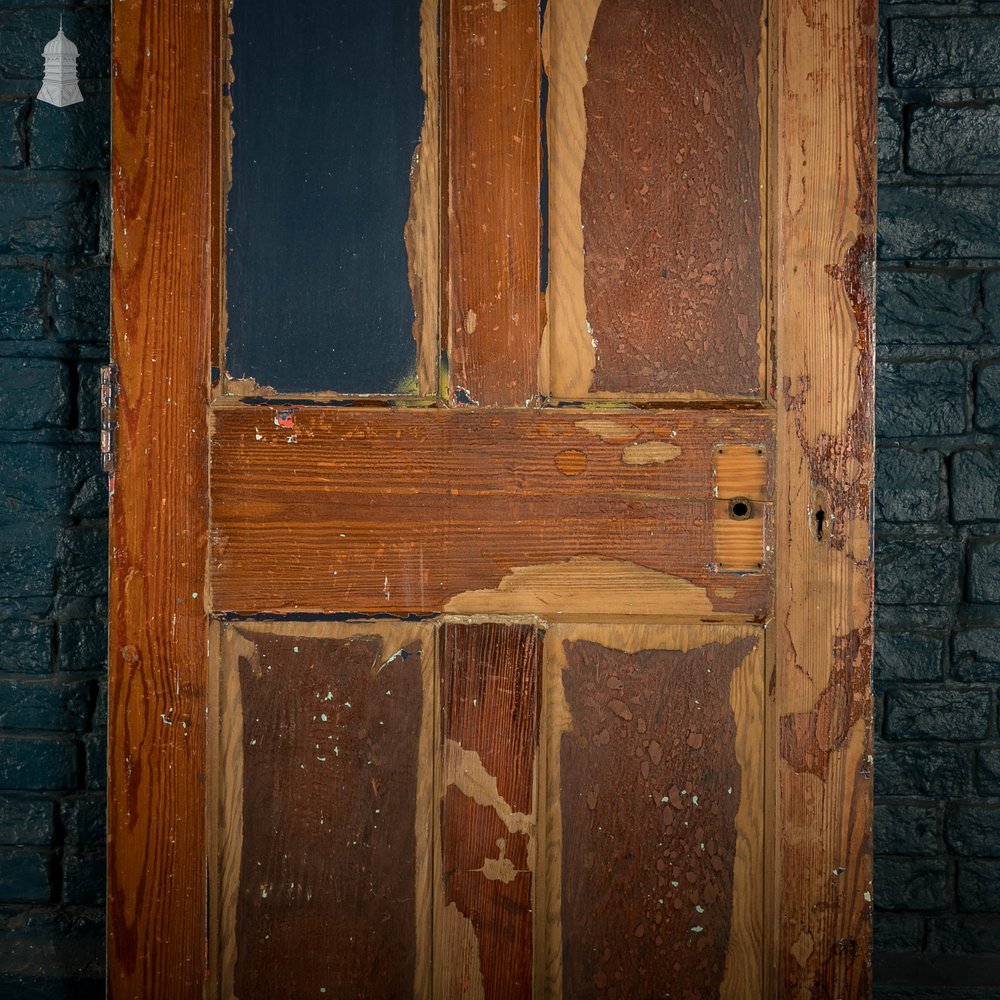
100,362,118,493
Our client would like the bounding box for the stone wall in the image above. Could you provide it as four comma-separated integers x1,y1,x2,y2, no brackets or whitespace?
0,2,109,996
876,0,1000,992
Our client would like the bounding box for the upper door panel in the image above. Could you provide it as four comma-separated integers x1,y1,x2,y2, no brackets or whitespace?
224,0,439,397
222,0,766,403
542,0,767,401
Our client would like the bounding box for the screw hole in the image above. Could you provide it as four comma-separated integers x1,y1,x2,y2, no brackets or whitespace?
729,497,753,520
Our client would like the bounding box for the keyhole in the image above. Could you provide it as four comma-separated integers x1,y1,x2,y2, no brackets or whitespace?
729,497,753,520
810,486,832,544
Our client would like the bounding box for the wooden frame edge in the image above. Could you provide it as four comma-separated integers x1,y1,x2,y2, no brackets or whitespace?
109,3,217,997
773,0,877,996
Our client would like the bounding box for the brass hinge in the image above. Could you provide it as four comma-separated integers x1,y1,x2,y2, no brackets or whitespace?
100,362,118,492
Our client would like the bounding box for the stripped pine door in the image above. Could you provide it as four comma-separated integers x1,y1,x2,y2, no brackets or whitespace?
108,1,875,998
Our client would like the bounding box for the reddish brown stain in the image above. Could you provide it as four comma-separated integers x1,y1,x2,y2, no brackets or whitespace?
235,633,423,999
790,18,876,557
780,623,873,778
107,3,215,990
775,3,877,998
852,1,878,234
582,0,763,396
784,242,875,558
448,0,541,407
441,622,540,812
440,623,540,999
441,790,534,1000
559,635,757,997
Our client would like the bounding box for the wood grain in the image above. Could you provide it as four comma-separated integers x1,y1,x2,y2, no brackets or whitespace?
108,3,215,997
539,0,602,399
213,620,241,1000
217,623,432,999
436,621,541,999
774,0,876,995
545,0,765,399
715,444,770,500
538,624,764,998
447,0,541,407
209,407,773,617
406,0,442,396
213,405,773,498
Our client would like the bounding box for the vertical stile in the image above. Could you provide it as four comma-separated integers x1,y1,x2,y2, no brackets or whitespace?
109,3,216,997
446,0,542,407
774,0,877,994
435,621,542,998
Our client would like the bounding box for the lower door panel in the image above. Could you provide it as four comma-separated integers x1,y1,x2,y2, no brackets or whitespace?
212,619,765,999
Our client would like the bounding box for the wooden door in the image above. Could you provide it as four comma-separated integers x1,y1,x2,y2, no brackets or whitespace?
108,1,876,998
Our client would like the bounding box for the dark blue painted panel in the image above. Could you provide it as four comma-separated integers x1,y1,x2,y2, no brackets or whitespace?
226,0,425,393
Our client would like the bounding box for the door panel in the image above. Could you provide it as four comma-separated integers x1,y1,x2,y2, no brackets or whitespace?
215,621,435,999
224,0,439,397
543,0,766,400
540,623,764,999
214,621,761,998
437,621,542,999
109,0,875,997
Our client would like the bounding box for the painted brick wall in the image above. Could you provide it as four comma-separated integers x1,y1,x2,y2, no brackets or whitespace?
0,1,998,997
0,2,109,997
875,0,1000,993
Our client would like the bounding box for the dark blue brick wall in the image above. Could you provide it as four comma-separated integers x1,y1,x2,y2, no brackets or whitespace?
0,2,108,997
876,0,1000,992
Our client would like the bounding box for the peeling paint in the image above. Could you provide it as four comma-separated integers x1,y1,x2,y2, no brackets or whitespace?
580,0,762,396
791,930,815,968
451,385,480,406
621,441,682,465
436,902,485,1000
785,234,874,557
444,740,533,836
377,647,413,672
558,633,759,996
574,418,641,442
443,556,714,616
479,837,516,883
232,627,425,996
543,0,607,396
224,372,279,397
780,623,873,778
402,0,441,398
